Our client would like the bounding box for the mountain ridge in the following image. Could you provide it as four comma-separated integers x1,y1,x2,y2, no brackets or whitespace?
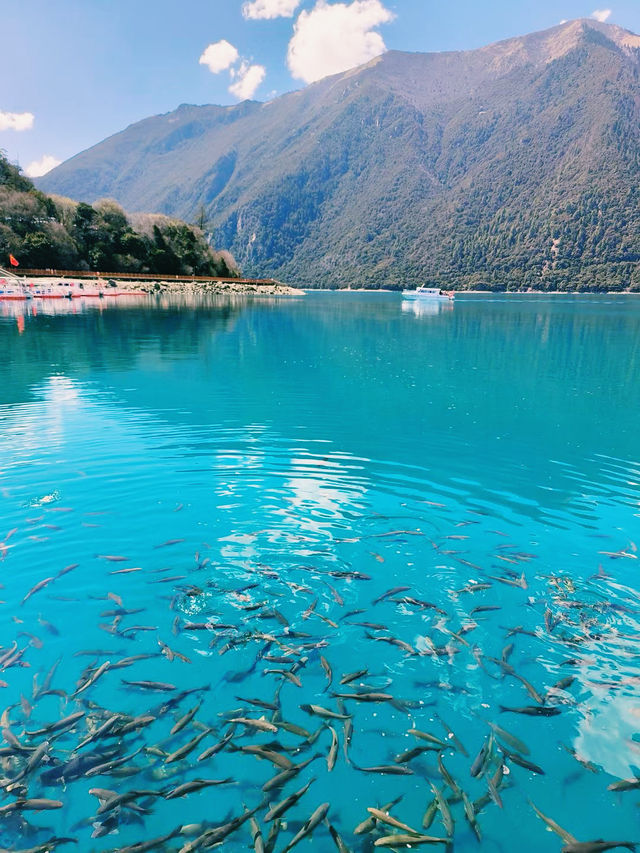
39,19,640,290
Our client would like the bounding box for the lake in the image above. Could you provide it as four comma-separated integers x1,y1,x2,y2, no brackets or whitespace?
0,291,639,852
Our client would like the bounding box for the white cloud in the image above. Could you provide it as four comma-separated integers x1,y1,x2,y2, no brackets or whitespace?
243,0,301,19
229,62,266,99
199,40,239,73
591,8,612,22
24,154,62,178
287,0,394,84
0,111,34,132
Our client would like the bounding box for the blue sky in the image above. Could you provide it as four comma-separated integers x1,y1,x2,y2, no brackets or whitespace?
2,0,640,177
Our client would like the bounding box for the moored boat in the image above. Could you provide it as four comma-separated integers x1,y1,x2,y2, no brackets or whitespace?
402,286,455,300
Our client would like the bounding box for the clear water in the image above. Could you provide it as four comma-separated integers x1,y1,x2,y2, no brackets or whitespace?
0,292,639,852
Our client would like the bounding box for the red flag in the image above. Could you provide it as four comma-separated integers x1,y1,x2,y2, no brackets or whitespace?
9,254,19,267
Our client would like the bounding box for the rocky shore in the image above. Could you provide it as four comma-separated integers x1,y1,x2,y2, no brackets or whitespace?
138,278,303,296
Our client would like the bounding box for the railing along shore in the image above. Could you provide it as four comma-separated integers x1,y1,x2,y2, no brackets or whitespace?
15,269,281,286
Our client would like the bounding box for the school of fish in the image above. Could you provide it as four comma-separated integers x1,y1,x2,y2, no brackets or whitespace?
0,501,638,853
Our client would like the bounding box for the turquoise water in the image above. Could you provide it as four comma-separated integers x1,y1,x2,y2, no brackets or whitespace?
0,292,639,852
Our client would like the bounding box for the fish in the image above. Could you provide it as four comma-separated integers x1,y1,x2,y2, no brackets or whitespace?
365,633,417,655
470,734,493,777
9,739,50,784
197,728,234,762
422,798,438,830
374,834,449,847
328,570,371,581
55,563,80,579
393,596,448,616
407,728,448,749
355,796,404,834
457,583,492,594
85,747,144,778
326,726,338,771
437,754,460,792
72,660,111,698
264,778,315,821
274,718,313,739
331,691,394,702
230,716,278,733
111,829,182,853
324,582,344,606
511,672,545,705
281,802,329,852
501,748,545,775
561,844,636,853
488,722,530,755
248,807,266,853
469,605,502,616
435,715,467,755
111,653,160,671
302,598,318,619
93,787,162,815
73,715,120,752
353,763,414,775
395,746,431,764
429,782,454,836
264,669,302,687
115,714,156,736
607,778,640,792
236,696,280,712
529,800,578,844
502,624,538,638
0,838,79,852
164,777,233,798
262,754,319,792
264,819,281,853
26,711,85,737
320,655,333,690
560,743,599,774
327,821,352,853
548,675,576,697
21,577,55,606
122,680,176,692
367,807,421,835
486,771,503,809
36,615,59,636
499,705,561,716
0,797,63,813
372,586,411,605
41,747,121,785
235,744,295,770
339,668,368,685
342,713,353,764
461,790,481,841
165,728,212,763
300,703,350,720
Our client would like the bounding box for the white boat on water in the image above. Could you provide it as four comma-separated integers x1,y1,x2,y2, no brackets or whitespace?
402,286,455,300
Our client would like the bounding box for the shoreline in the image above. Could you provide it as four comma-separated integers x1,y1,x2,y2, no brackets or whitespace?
0,275,303,298
2,275,636,298
310,288,640,295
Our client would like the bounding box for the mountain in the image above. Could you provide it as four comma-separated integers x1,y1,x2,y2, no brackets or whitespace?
39,19,640,290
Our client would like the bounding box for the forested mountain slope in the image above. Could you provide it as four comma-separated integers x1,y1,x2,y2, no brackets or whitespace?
39,19,640,290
